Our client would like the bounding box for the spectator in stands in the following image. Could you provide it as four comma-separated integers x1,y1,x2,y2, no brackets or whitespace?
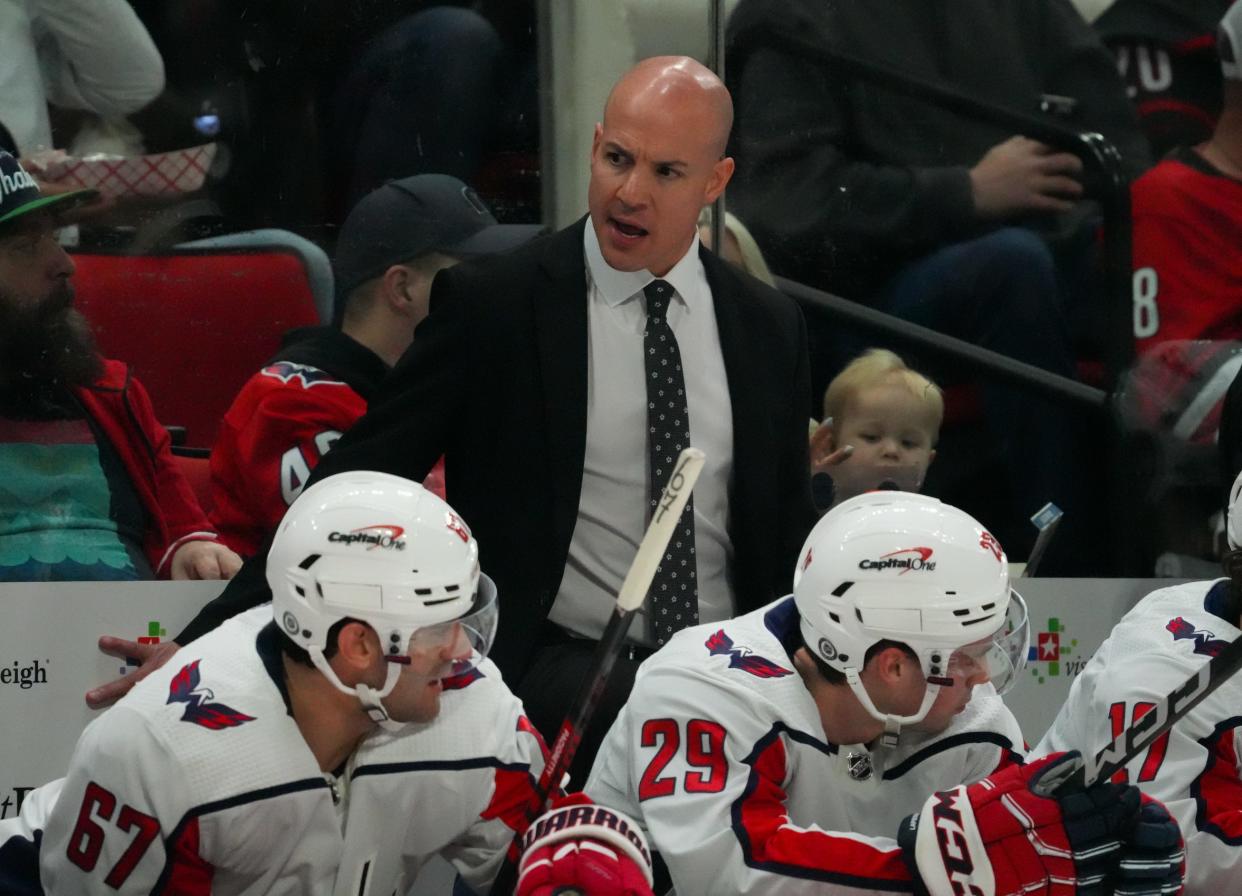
0,0,165,156
1131,1,1242,355
0,150,238,582
327,3,538,216
697,206,776,286
726,0,1145,571
809,349,943,510
1095,0,1233,157
209,174,541,557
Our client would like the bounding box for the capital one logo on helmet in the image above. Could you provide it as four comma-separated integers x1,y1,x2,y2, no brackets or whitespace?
327,525,406,550
858,547,936,574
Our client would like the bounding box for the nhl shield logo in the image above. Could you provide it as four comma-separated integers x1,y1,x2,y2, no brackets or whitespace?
846,751,873,781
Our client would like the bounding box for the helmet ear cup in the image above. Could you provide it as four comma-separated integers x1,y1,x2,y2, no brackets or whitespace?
1227,469,1242,551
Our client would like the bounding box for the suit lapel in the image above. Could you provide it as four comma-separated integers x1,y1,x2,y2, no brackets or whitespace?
533,218,590,555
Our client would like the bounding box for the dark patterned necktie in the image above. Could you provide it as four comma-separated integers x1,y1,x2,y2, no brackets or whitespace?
643,279,698,645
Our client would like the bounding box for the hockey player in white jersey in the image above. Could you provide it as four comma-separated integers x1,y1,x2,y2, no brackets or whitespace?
1037,469,1242,893
586,490,1186,895
0,472,569,894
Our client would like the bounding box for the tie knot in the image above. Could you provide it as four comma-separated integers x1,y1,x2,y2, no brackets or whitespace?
644,279,674,318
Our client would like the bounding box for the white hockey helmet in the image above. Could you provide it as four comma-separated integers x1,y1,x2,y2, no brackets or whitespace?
793,491,1028,742
268,471,498,730
1227,468,1242,551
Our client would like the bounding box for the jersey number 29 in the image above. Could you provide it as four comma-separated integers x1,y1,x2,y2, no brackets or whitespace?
639,718,728,800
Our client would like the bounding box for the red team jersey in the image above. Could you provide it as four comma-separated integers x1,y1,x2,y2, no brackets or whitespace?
1132,148,1242,354
211,357,444,557
210,361,369,556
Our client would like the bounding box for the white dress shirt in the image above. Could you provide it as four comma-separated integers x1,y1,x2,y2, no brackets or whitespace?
548,223,735,645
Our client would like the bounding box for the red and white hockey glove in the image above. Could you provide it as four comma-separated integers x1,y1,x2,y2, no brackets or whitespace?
897,751,1185,896
516,794,654,896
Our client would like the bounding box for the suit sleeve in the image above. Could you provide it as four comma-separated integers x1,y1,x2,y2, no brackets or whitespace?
777,302,817,591
306,264,476,486
177,266,477,643
588,667,914,895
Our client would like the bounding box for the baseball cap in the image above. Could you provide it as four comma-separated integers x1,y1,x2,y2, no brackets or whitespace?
0,151,98,230
1222,1,1242,80
333,174,543,297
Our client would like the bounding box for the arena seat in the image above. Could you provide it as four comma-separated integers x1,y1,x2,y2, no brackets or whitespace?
72,244,325,449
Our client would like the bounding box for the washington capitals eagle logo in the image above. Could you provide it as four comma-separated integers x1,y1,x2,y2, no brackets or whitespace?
1166,617,1230,658
261,361,343,389
705,630,792,678
167,661,257,730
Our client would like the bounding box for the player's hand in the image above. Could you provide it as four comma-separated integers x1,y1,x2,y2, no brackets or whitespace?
516,794,654,896
1117,794,1184,896
170,539,242,581
970,136,1083,219
85,636,180,709
897,751,1185,896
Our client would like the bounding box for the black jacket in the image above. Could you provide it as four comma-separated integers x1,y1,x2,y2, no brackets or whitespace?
179,218,817,680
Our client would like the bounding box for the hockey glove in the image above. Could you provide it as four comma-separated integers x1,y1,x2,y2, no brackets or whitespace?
1112,794,1184,896
516,794,654,896
897,751,1152,896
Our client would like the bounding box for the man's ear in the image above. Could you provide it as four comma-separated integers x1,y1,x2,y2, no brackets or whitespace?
704,155,735,204
869,645,915,685
332,621,381,678
590,122,604,164
380,264,419,315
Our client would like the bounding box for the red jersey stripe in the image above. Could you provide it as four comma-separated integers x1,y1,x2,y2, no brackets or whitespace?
163,817,214,894
733,733,911,886
1195,719,1242,843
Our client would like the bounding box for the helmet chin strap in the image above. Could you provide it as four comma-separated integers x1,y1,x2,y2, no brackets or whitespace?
844,668,940,748
309,647,407,733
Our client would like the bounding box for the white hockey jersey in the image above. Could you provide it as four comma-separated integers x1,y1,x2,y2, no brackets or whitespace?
7,606,545,895
1036,579,1242,894
585,597,1025,895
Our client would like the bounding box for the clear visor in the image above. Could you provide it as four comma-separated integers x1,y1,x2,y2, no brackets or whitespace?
944,589,1029,695
385,574,499,680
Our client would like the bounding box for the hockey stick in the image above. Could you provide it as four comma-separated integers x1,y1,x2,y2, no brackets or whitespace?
491,447,707,893
1034,630,1242,795
1020,502,1063,578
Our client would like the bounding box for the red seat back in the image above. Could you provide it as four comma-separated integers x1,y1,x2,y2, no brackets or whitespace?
72,249,321,448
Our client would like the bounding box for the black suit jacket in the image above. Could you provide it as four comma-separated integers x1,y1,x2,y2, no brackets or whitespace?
182,217,817,679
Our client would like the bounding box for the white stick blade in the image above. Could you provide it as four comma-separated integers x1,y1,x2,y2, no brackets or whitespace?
615,448,706,612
